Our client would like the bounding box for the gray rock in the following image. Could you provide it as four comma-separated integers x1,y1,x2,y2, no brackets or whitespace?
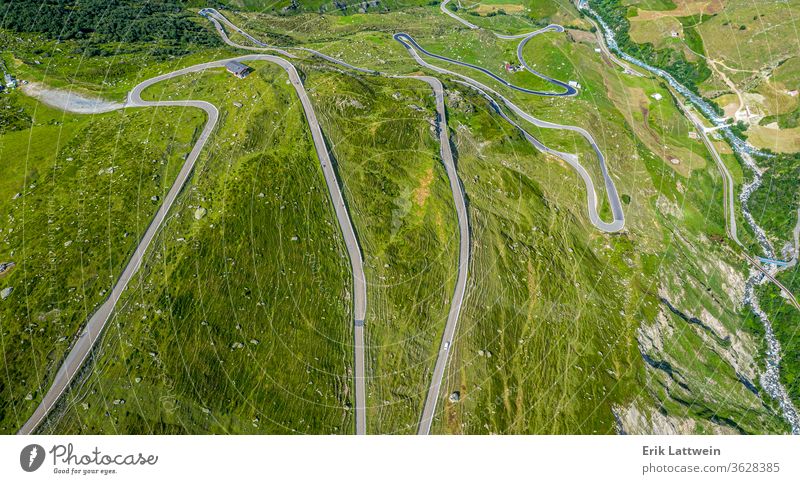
1,287,12,300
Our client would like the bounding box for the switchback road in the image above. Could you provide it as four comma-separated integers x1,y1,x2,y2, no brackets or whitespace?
413,77,470,435
21,4,626,436
19,53,368,435
202,10,472,435
394,33,625,233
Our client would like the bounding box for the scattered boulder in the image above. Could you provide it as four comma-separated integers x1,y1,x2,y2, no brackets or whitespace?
1,287,12,300
194,207,207,220
448,391,460,403
0,261,15,276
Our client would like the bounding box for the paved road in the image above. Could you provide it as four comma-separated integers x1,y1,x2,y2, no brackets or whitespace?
680,103,800,312
402,4,624,431
442,0,642,79
401,3,626,430
204,8,379,75
394,32,576,97
203,10,369,433
681,105,739,245
200,8,295,57
19,53,368,435
395,33,625,233
440,0,479,29
21,5,623,435
412,77,470,435
585,18,644,77
19,63,220,435
264,56,369,435
204,9,474,435
576,0,800,323
513,26,577,96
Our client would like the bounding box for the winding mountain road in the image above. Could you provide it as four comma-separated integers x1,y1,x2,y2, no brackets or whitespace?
19,63,220,435
440,0,480,29
681,105,740,245
19,53,368,435
203,8,378,75
394,33,625,233
413,77,470,435
679,104,800,312
208,7,624,435
202,9,473,435
21,3,626,435
394,28,576,97
202,10,373,433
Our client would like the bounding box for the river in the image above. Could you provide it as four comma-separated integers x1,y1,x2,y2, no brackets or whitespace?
582,3,800,434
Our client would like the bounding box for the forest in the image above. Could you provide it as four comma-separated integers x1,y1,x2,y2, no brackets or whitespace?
0,0,219,47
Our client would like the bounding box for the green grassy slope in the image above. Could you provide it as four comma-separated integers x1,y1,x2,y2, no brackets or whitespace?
42,63,354,434
0,93,204,433
304,69,459,434
2,0,795,435
432,93,641,433
221,0,434,14
429,85,787,434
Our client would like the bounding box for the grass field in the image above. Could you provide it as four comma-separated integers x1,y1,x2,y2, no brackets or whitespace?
40,62,357,434
627,0,724,20
598,0,800,153
0,29,231,101
629,15,683,49
427,83,786,433
304,69,460,434
0,92,204,433
39,59,462,435
220,0,435,14
430,92,643,433
2,0,797,435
